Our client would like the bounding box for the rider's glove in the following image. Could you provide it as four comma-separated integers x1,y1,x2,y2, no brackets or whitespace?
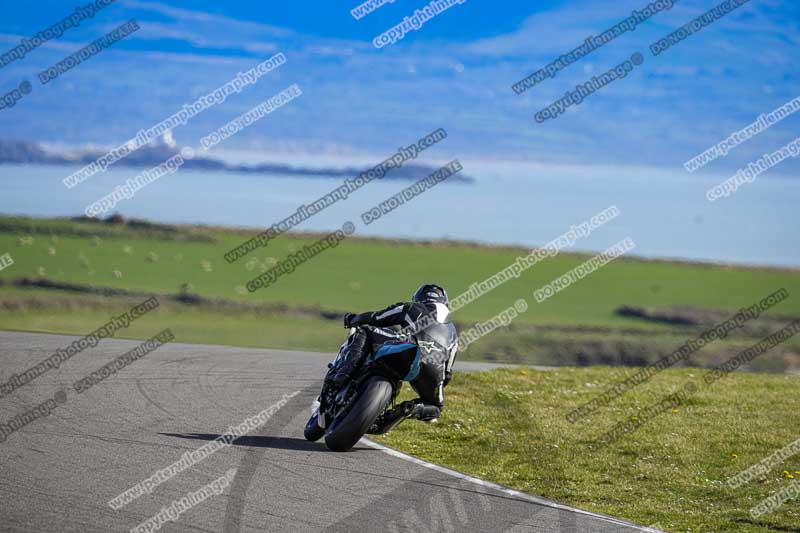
343,312,356,328
443,371,452,387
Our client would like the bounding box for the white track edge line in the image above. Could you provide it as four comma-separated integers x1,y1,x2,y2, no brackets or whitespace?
362,437,665,533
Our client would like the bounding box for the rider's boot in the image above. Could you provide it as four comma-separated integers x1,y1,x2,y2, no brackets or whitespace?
329,328,369,387
408,401,442,422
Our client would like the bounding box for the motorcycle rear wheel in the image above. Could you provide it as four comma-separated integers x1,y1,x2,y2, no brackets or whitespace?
324,377,393,452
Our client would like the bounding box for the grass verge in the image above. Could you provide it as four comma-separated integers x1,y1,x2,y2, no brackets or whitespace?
375,367,800,532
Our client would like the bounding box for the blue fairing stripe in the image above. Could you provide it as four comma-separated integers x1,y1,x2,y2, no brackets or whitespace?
371,344,421,381
372,343,417,359
403,351,421,381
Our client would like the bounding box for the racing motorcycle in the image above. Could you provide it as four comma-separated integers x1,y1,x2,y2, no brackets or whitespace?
304,328,422,452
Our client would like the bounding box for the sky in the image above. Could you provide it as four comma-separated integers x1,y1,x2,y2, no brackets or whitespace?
0,0,798,177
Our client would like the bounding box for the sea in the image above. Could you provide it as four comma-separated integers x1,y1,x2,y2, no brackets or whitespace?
1,162,797,268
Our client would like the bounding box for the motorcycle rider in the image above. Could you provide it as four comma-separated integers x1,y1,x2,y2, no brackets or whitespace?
328,283,458,432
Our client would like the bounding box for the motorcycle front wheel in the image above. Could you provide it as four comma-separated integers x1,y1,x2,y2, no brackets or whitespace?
304,411,325,442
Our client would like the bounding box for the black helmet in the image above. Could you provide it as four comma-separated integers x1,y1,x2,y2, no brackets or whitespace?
413,284,449,306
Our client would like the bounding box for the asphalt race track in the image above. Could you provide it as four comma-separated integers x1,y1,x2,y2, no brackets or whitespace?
0,331,658,532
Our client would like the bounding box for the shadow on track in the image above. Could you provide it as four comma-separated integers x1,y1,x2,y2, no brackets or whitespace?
159,432,378,453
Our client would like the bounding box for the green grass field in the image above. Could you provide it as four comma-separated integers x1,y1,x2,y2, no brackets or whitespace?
2,215,799,325
376,367,800,533
1,215,798,370
0,288,344,352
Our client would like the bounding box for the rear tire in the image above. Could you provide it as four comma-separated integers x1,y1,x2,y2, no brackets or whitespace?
324,377,393,452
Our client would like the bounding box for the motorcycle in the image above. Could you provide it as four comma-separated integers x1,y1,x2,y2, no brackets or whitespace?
304,328,422,451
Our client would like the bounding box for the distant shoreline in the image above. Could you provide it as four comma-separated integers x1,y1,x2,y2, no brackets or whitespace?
0,139,475,183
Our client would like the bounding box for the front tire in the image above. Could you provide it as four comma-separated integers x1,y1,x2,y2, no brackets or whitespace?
304,412,325,442
324,377,393,452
